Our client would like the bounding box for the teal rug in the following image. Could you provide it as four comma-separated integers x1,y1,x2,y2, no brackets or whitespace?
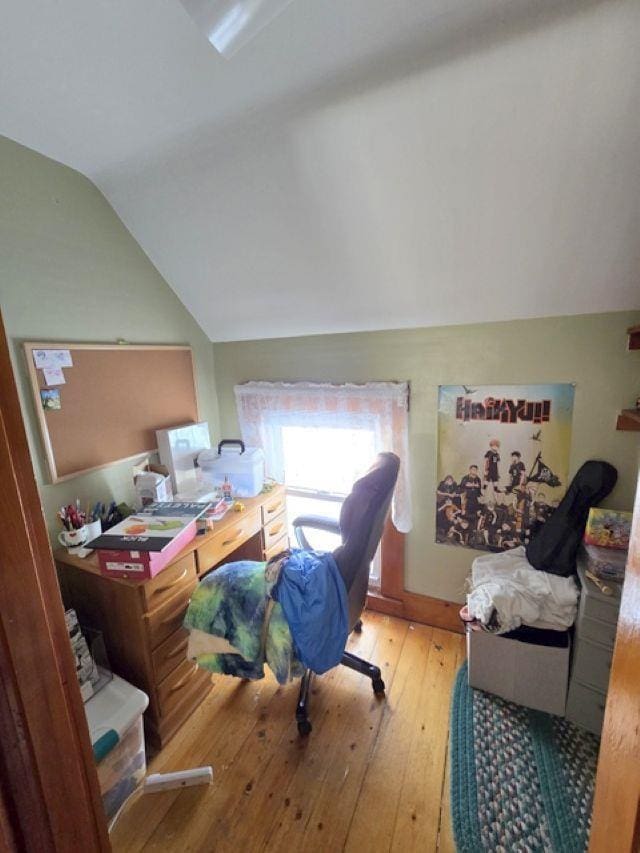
450,663,600,852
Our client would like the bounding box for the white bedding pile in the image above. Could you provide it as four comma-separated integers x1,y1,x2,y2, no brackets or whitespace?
466,546,579,634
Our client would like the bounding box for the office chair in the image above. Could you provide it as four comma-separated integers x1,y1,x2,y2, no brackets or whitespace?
291,452,400,735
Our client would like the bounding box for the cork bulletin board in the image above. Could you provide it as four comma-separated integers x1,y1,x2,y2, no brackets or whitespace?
23,343,199,483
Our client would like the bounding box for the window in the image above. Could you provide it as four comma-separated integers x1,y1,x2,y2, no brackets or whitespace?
281,424,381,585
234,380,412,590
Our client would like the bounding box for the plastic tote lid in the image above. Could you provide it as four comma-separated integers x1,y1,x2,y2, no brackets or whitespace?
84,673,149,760
198,442,264,468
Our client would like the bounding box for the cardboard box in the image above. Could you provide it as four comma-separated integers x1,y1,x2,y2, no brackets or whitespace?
91,502,207,580
132,459,173,508
94,519,196,580
466,627,570,716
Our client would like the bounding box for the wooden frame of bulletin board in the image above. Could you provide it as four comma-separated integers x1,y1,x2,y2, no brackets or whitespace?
23,342,199,484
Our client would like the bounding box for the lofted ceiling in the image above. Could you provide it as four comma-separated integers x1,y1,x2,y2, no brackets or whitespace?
2,0,639,341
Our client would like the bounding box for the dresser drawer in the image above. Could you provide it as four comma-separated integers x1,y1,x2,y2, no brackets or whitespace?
264,533,289,562
157,656,208,719
142,552,197,613
578,614,618,650
263,512,288,551
152,627,190,684
571,637,614,693
565,680,607,735
580,593,620,627
261,488,287,526
195,508,260,573
145,581,197,650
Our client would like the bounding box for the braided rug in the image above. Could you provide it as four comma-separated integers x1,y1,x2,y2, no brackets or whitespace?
450,663,600,852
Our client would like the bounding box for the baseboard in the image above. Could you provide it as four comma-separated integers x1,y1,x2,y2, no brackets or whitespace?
366,590,405,618
367,590,463,634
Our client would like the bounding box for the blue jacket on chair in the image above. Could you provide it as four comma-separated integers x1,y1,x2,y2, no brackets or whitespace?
272,549,348,674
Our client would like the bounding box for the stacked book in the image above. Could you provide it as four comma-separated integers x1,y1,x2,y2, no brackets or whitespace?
88,501,209,579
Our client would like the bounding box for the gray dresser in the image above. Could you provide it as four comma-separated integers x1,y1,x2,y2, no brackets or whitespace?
565,556,622,735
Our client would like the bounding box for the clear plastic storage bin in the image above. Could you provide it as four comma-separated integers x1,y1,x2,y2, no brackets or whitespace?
84,673,149,820
198,440,265,497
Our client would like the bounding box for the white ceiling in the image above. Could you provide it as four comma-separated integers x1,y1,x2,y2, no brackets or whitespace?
2,0,640,341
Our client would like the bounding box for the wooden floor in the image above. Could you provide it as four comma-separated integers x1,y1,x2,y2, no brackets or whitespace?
112,613,465,853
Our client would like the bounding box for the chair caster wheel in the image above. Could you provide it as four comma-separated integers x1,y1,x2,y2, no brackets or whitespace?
372,678,386,695
297,719,312,736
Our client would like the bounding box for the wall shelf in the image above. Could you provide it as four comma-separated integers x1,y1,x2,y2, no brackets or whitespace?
616,409,640,432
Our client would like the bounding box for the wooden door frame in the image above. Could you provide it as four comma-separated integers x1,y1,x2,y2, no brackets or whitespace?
366,518,463,634
0,311,109,851
589,468,640,852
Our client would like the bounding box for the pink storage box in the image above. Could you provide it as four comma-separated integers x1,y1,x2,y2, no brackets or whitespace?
95,520,197,580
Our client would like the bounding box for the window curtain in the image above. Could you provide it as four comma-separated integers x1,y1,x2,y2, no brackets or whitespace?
234,381,412,533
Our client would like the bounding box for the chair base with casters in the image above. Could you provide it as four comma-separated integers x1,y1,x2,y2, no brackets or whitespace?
295,648,386,737
291,453,400,736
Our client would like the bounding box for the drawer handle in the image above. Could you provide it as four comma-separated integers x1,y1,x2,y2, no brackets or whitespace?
167,638,189,659
170,664,199,694
222,528,243,548
268,523,284,539
266,502,283,515
160,599,189,625
153,568,188,595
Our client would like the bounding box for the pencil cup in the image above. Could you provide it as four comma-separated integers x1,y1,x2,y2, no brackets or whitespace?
58,526,89,551
84,518,102,545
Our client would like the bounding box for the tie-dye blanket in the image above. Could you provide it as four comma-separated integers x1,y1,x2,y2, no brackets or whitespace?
184,559,305,684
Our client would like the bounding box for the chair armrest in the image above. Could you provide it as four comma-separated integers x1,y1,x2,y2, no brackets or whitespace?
292,515,341,550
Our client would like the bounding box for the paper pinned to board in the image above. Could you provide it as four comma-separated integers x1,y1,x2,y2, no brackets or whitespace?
43,366,66,386
33,348,73,369
40,388,61,411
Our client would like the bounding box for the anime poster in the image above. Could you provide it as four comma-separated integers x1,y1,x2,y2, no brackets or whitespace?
436,384,574,552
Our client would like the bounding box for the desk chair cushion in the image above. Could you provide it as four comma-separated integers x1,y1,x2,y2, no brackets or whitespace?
291,452,400,735
333,452,401,629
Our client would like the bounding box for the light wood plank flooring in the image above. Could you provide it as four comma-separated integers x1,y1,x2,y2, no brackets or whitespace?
112,612,465,853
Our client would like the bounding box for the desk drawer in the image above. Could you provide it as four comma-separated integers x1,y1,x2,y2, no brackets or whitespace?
142,553,197,613
196,509,260,574
264,533,289,562
152,627,190,685
145,582,196,650
263,512,288,551
157,657,207,719
146,669,212,749
261,488,287,526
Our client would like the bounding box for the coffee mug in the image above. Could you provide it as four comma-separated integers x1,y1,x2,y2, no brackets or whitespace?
58,526,88,550
84,518,102,544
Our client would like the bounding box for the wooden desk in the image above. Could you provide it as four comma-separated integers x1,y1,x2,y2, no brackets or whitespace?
56,485,288,750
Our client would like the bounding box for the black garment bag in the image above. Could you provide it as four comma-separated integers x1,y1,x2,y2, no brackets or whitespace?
525,460,618,576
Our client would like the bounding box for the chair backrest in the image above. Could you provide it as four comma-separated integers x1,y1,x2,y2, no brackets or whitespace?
332,452,400,630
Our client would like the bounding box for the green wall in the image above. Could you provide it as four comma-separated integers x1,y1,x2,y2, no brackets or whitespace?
0,136,219,541
2,134,638,602
213,312,640,603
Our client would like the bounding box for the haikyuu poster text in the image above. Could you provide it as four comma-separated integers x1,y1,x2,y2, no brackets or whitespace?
436,384,574,552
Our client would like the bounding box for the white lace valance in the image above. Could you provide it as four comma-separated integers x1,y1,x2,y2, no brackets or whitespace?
234,380,412,532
